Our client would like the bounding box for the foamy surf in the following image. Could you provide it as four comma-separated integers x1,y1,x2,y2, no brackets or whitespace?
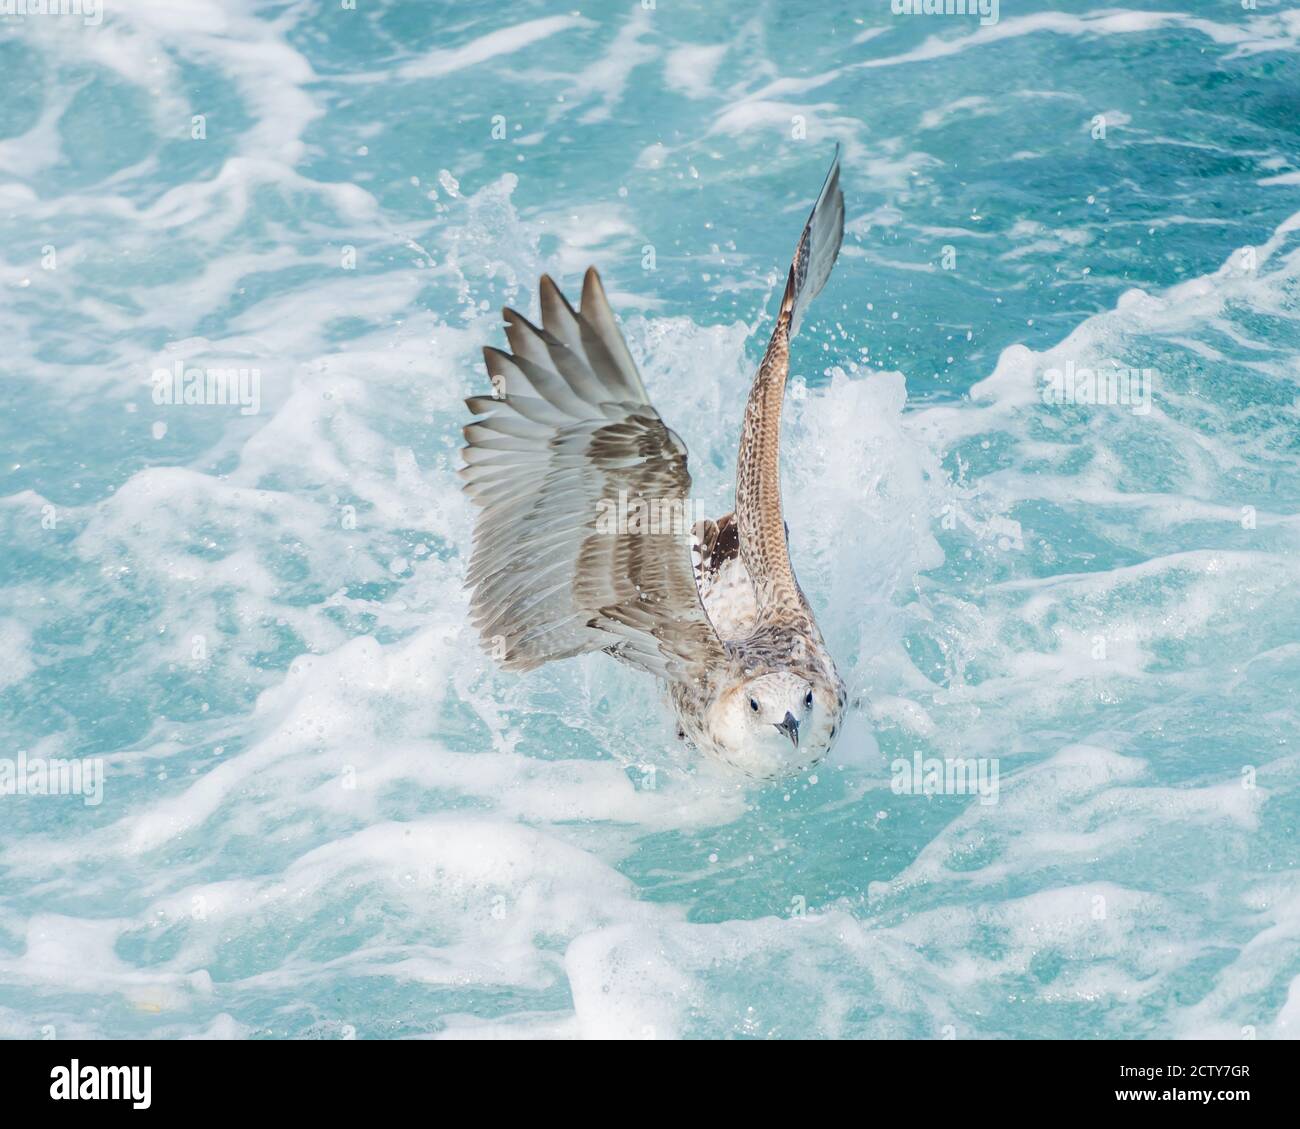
1,0,1298,1042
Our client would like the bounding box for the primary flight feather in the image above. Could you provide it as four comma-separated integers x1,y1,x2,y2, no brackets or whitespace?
461,151,847,778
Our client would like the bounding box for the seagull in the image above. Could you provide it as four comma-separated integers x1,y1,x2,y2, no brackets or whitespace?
461,151,847,778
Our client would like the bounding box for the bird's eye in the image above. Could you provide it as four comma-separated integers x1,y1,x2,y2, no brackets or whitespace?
805,691,814,708
750,698,759,712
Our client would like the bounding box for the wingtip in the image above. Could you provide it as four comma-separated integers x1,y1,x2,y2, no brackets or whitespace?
539,271,582,318
581,266,606,311
777,148,847,338
820,145,842,199
465,394,504,415
482,344,511,370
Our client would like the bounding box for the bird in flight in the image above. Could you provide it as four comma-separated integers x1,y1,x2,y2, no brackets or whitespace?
461,151,847,778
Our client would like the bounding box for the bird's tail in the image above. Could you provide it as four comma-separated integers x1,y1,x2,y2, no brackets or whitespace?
779,146,845,337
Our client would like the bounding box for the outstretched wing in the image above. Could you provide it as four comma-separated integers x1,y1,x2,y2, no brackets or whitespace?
460,268,728,683
734,148,845,621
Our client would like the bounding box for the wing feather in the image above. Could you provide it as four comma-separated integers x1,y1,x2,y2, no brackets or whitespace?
462,268,726,682
734,147,845,620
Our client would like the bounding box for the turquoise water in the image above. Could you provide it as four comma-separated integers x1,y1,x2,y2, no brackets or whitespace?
1,0,1299,1038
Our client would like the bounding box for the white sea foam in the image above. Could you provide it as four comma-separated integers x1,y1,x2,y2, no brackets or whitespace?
398,15,594,80
2,2,1298,1041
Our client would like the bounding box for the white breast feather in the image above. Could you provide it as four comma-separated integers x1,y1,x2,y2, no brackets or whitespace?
692,535,758,641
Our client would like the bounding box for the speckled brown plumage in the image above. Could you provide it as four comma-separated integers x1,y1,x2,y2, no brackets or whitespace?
461,150,848,778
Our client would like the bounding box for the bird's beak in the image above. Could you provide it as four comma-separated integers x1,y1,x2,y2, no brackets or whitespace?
775,711,800,748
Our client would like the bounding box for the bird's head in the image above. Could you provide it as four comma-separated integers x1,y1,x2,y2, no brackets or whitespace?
713,671,830,778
